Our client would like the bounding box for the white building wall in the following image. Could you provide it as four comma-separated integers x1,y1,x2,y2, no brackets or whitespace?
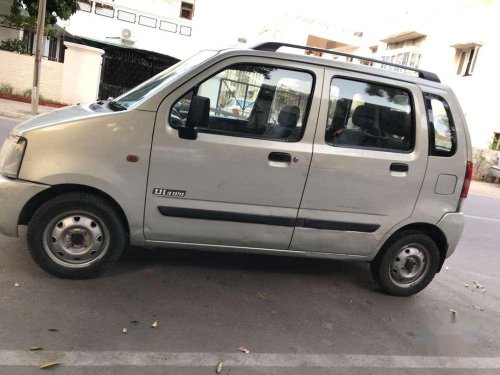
0,50,63,101
377,1,500,149
59,0,195,59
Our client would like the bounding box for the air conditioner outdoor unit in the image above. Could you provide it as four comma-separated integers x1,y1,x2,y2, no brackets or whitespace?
121,28,135,43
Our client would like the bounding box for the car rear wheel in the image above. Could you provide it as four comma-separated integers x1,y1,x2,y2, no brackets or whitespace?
27,192,126,279
370,231,440,296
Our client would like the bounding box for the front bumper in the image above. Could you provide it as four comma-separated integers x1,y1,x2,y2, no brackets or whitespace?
437,212,465,259
0,174,49,237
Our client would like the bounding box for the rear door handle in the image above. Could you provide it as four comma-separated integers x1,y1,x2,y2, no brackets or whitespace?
269,152,291,163
390,163,409,172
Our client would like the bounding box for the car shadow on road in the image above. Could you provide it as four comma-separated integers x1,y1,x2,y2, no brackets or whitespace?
107,245,379,292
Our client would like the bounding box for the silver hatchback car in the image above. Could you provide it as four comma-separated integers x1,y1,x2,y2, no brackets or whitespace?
0,42,472,296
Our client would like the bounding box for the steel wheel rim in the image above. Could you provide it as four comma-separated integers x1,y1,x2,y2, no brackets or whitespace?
389,244,430,288
42,212,110,268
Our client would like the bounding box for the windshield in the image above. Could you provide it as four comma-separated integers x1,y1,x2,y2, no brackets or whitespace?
113,50,218,109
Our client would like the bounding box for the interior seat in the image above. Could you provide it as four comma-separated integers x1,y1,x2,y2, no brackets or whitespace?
334,104,380,147
263,105,300,139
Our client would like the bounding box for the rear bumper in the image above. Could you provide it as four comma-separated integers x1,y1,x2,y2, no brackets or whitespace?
0,174,49,237
437,212,464,258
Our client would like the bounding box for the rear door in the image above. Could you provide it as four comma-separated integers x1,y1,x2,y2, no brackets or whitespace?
144,57,322,250
290,69,428,256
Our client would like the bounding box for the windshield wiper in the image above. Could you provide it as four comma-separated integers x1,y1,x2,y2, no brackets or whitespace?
108,100,127,112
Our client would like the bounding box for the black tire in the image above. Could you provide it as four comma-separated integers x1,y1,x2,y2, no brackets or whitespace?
27,192,126,279
370,231,440,296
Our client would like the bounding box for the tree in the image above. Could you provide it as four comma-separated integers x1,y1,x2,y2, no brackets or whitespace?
2,0,79,35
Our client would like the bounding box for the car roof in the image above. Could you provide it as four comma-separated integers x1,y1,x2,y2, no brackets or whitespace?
215,47,448,91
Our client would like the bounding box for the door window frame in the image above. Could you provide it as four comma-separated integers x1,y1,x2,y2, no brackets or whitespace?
424,93,457,157
168,62,317,143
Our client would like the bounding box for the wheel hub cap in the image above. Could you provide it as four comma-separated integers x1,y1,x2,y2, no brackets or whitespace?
390,245,428,286
45,215,106,265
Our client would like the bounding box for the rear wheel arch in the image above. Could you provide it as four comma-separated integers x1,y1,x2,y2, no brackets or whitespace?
19,184,130,235
376,223,448,272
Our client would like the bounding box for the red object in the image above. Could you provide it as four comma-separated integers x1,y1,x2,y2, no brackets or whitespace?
232,108,240,115
0,93,68,108
461,161,473,198
126,155,139,163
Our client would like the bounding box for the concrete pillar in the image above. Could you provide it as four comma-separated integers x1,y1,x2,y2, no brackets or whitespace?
60,42,104,104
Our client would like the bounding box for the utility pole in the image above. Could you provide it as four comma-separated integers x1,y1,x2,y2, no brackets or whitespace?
31,0,47,115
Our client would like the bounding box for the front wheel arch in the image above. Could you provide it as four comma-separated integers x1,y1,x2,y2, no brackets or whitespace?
19,184,130,236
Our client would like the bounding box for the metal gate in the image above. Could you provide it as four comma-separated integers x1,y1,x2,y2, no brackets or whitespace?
98,48,179,99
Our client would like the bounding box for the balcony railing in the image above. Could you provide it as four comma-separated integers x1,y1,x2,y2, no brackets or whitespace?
77,1,192,37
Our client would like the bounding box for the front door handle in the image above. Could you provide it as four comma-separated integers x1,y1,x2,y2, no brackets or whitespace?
269,152,292,163
390,163,409,172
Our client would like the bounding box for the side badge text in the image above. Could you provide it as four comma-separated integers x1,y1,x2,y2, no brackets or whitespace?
152,188,186,198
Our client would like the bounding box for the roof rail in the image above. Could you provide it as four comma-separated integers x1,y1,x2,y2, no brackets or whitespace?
252,42,440,83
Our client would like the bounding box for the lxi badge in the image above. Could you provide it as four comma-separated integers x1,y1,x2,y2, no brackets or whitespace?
152,188,186,198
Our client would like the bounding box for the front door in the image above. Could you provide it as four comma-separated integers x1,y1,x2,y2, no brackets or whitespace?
144,57,322,249
290,69,428,256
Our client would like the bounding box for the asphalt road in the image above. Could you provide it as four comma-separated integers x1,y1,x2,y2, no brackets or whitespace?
0,116,19,143
0,116,499,374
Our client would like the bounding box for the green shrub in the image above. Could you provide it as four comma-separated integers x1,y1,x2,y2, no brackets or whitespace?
0,83,14,94
0,38,28,53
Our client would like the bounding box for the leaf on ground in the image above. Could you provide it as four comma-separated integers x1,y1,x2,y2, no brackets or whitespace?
257,291,265,300
122,328,128,334
473,305,484,311
40,362,61,369
473,281,484,289
30,346,43,351
47,329,58,332
215,361,223,373
151,321,158,328
238,347,250,354
14,282,19,287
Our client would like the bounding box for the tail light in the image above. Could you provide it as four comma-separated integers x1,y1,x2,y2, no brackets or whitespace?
461,161,473,198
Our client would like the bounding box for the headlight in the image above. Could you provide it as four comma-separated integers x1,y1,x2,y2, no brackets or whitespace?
0,135,27,178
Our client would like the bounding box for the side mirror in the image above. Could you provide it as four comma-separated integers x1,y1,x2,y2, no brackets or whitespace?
179,95,210,140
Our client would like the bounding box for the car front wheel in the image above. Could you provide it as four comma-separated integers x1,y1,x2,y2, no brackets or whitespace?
27,192,126,279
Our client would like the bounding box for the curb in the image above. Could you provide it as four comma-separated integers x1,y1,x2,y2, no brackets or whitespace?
0,110,33,121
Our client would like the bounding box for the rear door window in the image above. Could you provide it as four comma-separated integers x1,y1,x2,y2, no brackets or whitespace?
326,78,414,152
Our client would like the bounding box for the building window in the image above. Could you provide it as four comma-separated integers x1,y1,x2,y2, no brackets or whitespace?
180,25,192,36
78,0,92,13
492,133,500,151
456,46,480,76
180,2,194,20
117,10,136,23
159,20,177,33
139,15,157,28
95,2,114,18
380,52,421,72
